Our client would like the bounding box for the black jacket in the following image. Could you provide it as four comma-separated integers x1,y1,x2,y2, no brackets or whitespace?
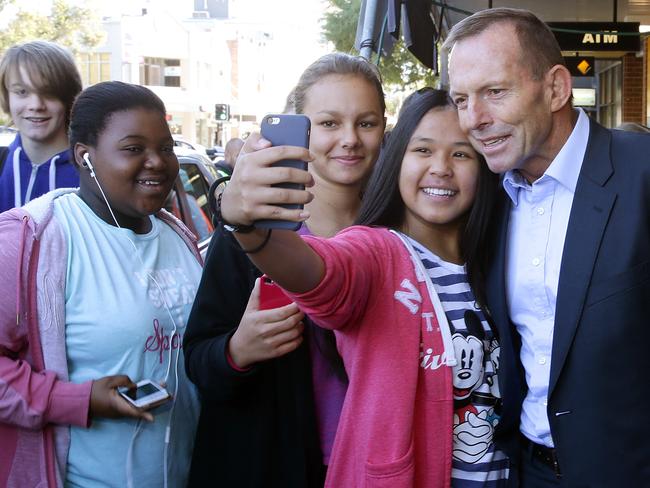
487,120,650,486
183,227,324,487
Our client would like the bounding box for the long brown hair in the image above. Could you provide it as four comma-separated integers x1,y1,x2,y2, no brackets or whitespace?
296,53,387,382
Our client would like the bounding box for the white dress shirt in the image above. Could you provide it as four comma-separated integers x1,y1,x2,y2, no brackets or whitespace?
503,109,590,447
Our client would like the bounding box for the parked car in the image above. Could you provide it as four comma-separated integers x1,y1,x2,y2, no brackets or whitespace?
172,135,209,155
167,147,220,258
205,145,225,161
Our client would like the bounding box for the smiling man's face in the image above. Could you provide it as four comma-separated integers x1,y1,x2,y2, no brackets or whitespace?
448,22,556,179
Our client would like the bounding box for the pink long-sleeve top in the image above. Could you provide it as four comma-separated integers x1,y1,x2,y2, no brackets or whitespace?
287,226,455,488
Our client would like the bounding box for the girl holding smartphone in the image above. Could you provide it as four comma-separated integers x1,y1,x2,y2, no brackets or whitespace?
219,88,508,487
183,53,386,487
0,82,201,487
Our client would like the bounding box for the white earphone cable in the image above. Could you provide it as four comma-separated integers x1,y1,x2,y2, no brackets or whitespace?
86,156,178,488
87,158,178,382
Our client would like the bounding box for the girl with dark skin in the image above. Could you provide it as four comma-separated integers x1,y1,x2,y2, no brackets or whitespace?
0,81,201,487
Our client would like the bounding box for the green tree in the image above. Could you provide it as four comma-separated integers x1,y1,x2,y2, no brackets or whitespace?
0,0,104,54
322,0,437,89
0,0,13,12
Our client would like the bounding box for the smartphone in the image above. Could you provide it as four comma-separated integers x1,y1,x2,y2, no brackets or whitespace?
118,380,171,409
256,114,311,231
259,275,293,310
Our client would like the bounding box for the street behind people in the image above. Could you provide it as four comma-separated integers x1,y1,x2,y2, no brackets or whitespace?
444,7,650,487
0,40,82,212
0,81,201,487
218,87,505,487
183,52,386,487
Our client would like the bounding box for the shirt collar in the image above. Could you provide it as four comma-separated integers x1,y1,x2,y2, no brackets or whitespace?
502,108,590,206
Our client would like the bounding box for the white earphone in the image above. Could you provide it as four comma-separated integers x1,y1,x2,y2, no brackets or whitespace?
82,149,179,487
82,153,96,177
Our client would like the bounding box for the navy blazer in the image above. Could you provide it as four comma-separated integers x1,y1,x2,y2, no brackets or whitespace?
487,118,650,487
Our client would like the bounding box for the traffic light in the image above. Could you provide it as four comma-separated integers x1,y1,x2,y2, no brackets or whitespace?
215,103,230,122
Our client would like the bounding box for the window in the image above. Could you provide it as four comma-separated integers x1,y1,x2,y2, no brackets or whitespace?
597,60,622,128
140,57,182,87
177,163,214,241
78,53,111,85
164,59,181,87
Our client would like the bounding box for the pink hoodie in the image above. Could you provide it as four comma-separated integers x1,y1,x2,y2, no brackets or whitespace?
289,226,455,488
0,189,200,487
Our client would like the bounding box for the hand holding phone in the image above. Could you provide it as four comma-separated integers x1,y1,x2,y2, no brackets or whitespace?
90,375,157,422
228,276,303,368
259,275,293,310
118,380,171,410
256,114,311,230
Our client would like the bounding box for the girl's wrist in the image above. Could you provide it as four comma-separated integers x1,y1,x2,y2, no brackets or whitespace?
227,333,252,369
217,191,254,233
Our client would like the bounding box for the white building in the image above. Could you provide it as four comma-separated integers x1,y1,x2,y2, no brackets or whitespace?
78,0,329,146
78,4,231,146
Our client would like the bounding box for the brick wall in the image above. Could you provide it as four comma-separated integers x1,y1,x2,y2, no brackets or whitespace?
646,36,650,126
622,52,645,124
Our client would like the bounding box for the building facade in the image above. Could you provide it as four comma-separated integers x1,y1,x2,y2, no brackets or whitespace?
78,0,329,146
78,5,231,147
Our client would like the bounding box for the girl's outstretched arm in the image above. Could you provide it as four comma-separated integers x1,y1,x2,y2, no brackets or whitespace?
220,133,325,293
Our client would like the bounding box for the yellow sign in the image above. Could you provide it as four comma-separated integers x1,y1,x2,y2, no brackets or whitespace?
577,59,592,75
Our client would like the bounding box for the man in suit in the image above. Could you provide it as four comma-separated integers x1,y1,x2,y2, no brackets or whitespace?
444,8,650,487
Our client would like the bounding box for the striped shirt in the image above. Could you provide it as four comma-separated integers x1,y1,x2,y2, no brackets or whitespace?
407,236,509,487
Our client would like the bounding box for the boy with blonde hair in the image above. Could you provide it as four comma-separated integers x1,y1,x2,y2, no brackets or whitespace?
0,40,82,212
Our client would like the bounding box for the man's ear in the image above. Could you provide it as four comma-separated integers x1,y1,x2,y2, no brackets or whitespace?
547,65,573,113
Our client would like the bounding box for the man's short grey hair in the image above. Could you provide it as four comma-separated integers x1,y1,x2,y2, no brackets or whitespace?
442,7,565,80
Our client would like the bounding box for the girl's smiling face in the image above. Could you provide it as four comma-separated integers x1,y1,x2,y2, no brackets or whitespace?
78,107,178,233
398,107,480,247
302,74,385,189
